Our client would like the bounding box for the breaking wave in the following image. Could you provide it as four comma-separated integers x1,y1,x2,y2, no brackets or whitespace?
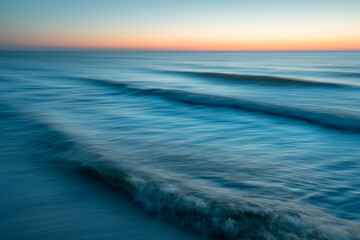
81,162,358,240
5,105,355,240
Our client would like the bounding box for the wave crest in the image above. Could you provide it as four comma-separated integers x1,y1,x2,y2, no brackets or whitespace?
75,77,360,133
81,162,358,240
159,70,359,88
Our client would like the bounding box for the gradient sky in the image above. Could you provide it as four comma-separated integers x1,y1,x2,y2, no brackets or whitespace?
1,0,360,50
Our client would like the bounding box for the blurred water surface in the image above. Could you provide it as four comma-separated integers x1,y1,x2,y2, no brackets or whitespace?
1,51,360,239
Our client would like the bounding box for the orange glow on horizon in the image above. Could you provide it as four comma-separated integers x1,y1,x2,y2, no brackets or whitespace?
4,40,359,51
2,33,360,51
9,41,360,51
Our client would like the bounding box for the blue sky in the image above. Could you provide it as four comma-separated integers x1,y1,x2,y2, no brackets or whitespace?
1,0,359,50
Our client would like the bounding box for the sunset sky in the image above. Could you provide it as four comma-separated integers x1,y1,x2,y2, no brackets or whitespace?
1,0,360,51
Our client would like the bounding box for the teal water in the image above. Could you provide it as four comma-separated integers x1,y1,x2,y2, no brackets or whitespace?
1,51,360,239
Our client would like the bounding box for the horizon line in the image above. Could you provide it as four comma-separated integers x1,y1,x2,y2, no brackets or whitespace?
1,47,360,52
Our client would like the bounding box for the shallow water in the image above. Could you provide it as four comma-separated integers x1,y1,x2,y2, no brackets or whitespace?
1,51,360,239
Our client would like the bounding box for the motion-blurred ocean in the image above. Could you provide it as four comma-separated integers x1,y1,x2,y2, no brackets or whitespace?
0,51,359,239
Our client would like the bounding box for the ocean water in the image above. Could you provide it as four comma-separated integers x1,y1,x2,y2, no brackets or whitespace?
0,50,360,240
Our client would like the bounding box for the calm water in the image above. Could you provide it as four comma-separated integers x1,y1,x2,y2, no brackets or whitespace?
1,51,360,239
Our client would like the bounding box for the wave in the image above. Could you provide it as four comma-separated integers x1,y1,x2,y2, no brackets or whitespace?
1,102,358,239
83,162,358,240
74,77,360,133
158,70,359,88
328,71,360,78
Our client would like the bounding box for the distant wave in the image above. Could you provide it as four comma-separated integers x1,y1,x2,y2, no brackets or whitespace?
158,70,359,88
74,77,360,133
2,104,356,240
329,71,360,78
1,65,45,72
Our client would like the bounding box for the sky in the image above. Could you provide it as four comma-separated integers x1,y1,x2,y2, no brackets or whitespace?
0,0,360,51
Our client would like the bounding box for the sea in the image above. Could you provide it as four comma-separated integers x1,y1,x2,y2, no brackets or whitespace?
0,50,359,240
